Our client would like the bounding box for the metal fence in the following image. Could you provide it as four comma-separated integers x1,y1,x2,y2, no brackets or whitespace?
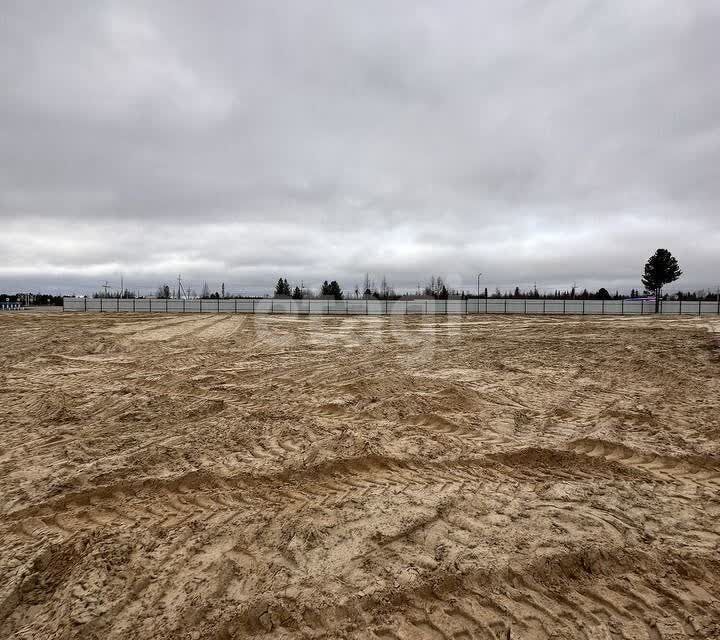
63,297,720,316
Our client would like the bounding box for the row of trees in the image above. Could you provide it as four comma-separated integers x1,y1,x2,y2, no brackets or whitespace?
274,274,449,300
673,290,720,301
270,279,623,301
92,289,136,299
96,283,710,302
274,274,407,300
268,251,688,307
274,278,344,300
84,250,694,311
483,286,616,300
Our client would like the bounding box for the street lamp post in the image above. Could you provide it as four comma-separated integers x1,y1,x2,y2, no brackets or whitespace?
477,273,482,299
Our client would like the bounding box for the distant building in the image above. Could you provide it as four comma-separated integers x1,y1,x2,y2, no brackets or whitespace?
1,299,21,310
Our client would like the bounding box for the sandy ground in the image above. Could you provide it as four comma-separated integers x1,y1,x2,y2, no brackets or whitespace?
1,313,719,639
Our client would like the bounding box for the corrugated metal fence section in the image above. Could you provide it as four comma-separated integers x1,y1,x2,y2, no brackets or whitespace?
64,297,720,316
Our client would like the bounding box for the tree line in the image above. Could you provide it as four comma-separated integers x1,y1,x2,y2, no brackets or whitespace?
82,249,703,311
274,278,344,300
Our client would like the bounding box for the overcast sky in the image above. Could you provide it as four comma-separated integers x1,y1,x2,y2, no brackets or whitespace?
1,1,718,296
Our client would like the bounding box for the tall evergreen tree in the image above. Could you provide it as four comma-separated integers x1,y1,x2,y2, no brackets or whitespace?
319,280,343,299
642,249,682,312
328,280,343,300
274,278,291,297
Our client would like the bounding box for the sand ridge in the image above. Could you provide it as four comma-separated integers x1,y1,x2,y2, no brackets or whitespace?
1,313,719,638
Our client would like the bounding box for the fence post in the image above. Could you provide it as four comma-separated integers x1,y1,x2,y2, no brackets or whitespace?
166,298,169,313
183,299,185,313
621,299,624,315
271,298,274,314
504,298,507,314
641,301,643,315
218,297,220,313
543,299,546,315
346,300,349,315
602,299,605,315
84,297,87,311
563,299,566,314
252,298,255,313
235,298,237,313
200,298,202,313
366,299,368,315
698,300,702,316
100,298,103,313
524,298,527,314
679,299,682,315
485,296,488,314
582,299,585,315
133,298,136,312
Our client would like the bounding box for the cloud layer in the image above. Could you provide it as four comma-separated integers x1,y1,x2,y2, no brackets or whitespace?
2,1,719,295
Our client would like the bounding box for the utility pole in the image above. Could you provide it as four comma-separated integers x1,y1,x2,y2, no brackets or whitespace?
177,274,187,300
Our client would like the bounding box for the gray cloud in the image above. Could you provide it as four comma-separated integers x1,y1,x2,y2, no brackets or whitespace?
1,1,719,296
